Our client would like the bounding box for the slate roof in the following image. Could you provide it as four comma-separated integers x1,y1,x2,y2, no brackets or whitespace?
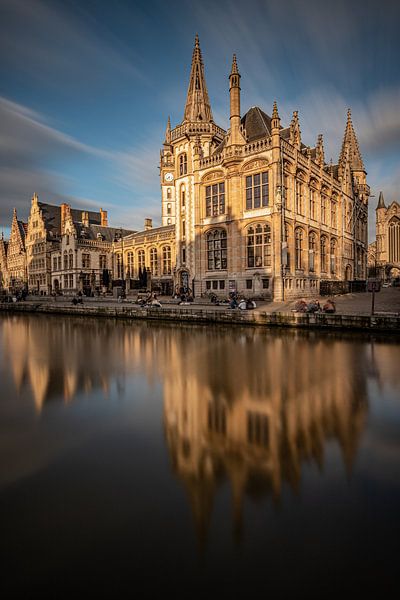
76,224,136,242
38,202,103,239
241,107,272,141
17,220,27,240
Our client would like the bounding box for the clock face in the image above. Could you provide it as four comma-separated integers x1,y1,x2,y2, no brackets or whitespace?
164,172,174,182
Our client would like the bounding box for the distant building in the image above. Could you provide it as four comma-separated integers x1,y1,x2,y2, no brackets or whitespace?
4,208,28,292
374,192,400,281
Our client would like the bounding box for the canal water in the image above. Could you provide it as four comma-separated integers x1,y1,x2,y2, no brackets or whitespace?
0,314,399,594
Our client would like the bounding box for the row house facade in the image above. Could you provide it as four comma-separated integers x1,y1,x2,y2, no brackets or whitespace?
50,204,134,295
159,37,369,300
113,220,176,296
1,208,28,292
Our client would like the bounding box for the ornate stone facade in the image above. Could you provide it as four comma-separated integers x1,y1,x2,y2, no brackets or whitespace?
374,192,400,281
160,37,369,300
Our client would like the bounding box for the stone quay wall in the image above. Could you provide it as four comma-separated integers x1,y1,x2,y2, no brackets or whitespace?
1,302,400,333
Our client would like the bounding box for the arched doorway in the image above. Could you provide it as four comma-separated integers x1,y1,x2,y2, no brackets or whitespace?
54,279,59,293
345,265,352,281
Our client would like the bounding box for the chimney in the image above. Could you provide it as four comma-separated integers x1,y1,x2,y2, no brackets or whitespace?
82,211,89,227
100,208,108,227
144,218,153,230
60,203,70,234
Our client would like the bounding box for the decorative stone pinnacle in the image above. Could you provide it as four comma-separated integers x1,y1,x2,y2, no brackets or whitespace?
231,54,239,75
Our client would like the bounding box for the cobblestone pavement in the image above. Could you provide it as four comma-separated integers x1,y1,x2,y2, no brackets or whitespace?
17,287,400,316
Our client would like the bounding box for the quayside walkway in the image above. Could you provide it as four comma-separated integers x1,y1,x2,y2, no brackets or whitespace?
1,288,400,333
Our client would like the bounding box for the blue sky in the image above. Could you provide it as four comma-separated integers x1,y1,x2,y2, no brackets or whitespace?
0,0,399,239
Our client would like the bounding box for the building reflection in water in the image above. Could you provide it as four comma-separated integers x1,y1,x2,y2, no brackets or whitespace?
1,314,398,545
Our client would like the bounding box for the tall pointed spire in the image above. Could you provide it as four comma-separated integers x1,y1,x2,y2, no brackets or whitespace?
183,35,213,123
164,116,171,144
339,108,364,171
376,191,386,209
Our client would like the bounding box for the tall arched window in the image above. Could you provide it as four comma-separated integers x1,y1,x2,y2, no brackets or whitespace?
167,203,171,215
321,190,328,225
295,228,304,269
68,250,73,269
63,251,68,270
330,239,337,274
127,252,134,277
320,236,327,272
247,224,271,268
179,153,187,176
150,248,158,276
207,229,227,270
116,253,122,279
309,232,317,272
181,186,185,209
138,249,145,270
167,188,171,199
389,218,400,263
309,183,317,220
331,195,337,229
295,174,304,215
162,246,171,275
284,224,291,269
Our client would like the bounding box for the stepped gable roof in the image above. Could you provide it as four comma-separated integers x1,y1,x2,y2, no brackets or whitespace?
38,202,102,237
38,202,61,235
241,106,272,141
17,220,27,239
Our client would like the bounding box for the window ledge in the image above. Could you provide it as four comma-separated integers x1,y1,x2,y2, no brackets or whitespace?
203,214,227,225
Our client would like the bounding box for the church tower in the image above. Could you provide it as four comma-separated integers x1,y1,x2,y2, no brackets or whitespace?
160,35,225,290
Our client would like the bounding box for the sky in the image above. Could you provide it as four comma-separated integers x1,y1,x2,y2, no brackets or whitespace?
0,0,399,240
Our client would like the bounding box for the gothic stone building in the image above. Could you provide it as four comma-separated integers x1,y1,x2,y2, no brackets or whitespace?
159,36,369,300
2,208,28,292
374,192,400,281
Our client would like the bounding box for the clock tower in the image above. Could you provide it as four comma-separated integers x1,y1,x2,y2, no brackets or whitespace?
161,116,176,226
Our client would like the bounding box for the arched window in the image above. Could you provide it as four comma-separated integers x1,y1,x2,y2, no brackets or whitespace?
167,203,171,215
167,188,171,199
330,239,337,274
150,248,158,276
162,246,171,275
321,189,328,225
295,228,304,269
167,218,172,225
137,249,145,270
295,174,304,215
247,224,271,268
284,224,291,269
309,183,317,220
179,153,187,176
127,251,134,278
181,186,185,209
68,250,73,269
320,236,327,272
116,253,122,279
389,218,400,263
331,195,337,228
207,229,227,270
309,232,317,272
53,257,58,271
63,251,68,270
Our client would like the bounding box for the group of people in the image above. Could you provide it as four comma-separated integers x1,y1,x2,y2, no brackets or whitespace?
137,291,162,307
174,286,194,305
293,298,336,314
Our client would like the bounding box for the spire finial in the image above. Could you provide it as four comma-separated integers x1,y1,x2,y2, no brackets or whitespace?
183,34,213,122
339,108,364,170
377,191,386,209
272,100,279,119
231,54,239,75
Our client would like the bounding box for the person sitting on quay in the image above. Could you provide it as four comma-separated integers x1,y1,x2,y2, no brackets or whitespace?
306,299,321,313
323,299,336,314
293,299,308,313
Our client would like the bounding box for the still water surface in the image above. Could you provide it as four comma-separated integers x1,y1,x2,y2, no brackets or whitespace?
1,314,399,593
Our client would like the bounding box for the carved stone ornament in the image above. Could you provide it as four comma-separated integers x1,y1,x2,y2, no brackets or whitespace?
202,170,224,183
242,159,269,172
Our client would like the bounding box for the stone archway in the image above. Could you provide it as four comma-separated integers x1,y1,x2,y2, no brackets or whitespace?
345,265,352,281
